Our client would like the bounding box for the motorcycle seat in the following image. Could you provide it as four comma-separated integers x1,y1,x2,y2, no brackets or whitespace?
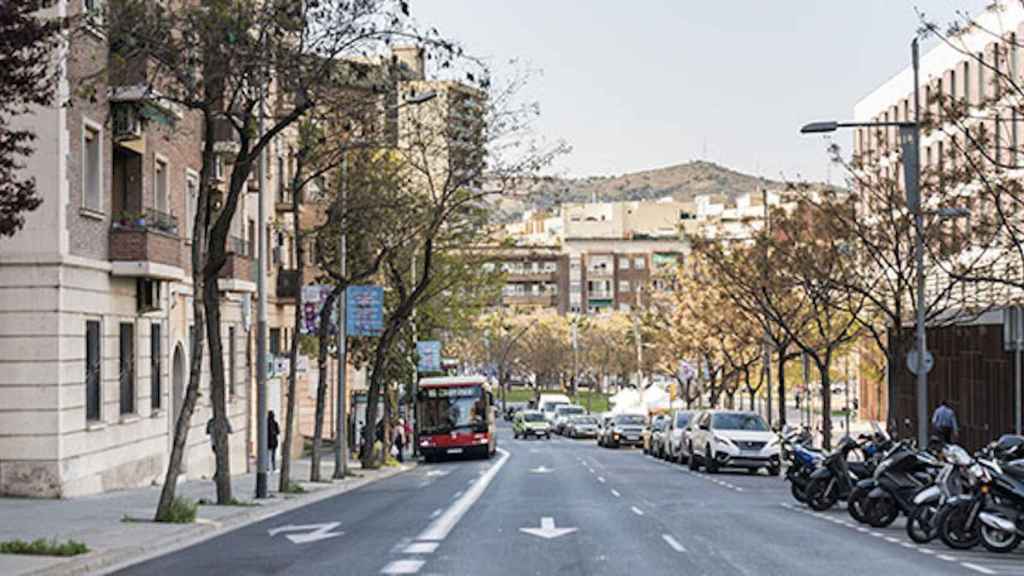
1003,462,1024,480
848,462,871,478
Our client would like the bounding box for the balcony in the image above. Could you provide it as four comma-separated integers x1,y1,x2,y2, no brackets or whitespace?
217,237,255,293
275,269,301,302
504,294,558,308
109,209,183,280
211,117,240,155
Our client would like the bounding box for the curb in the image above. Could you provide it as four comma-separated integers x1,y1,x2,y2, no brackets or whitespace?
19,463,416,576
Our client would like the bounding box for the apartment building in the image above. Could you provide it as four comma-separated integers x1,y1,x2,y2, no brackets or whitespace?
693,190,783,241
0,2,310,496
485,247,569,314
852,1,1024,449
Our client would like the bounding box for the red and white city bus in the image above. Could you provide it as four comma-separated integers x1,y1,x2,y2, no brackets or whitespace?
416,376,497,462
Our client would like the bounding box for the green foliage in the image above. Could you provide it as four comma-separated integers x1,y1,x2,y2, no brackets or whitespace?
281,482,306,494
154,496,197,524
0,538,89,557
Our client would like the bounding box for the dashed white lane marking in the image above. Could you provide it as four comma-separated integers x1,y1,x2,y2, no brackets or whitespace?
962,562,997,575
611,489,621,498
381,559,425,574
918,549,935,555
597,476,606,483
631,506,645,516
402,542,439,555
937,554,958,562
429,508,442,519
662,534,687,553
885,537,901,544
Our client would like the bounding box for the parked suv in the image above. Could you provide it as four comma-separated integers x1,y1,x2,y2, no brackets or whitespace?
688,410,780,475
666,410,696,464
601,413,646,448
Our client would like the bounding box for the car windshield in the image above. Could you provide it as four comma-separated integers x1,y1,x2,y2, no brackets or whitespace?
522,412,545,422
574,416,598,425
675,413,691,427
711,413,768,431
543,402,567,413
557,406,585,416
614,415,645,426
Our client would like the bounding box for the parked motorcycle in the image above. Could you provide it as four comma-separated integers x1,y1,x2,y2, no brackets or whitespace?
937,435,1024,552
904,445,969,543
859,440,942,528
780,427,822,503
804,435,878,511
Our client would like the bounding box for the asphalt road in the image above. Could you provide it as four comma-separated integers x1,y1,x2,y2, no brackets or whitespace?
110,422,1024,575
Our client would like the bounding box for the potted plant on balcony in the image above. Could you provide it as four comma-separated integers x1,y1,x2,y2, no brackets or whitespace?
112,211,144,230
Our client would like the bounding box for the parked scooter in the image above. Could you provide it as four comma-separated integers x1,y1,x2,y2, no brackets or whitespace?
859,439,942,528
904,444,970,543
804,435,879,512
780,426,822,503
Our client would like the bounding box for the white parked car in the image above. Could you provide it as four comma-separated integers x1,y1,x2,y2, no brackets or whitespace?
666,409,696,464
688,410,780,475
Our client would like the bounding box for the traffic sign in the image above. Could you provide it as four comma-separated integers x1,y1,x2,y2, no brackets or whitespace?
906,350,934,375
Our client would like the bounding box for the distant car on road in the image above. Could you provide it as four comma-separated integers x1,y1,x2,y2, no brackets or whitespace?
537,393,572,423
688,410,781,475
513,410,551,440
600,413,646,449
566,415,600,439
666,409,696,464
553,404,587,435
643,414,668,456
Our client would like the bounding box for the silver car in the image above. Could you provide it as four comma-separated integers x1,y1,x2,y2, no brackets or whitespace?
566,415,600,439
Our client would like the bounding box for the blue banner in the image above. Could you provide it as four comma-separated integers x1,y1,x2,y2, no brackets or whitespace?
346,285,384,337
416,341,442,373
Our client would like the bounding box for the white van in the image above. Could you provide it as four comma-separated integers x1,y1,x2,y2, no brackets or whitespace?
537,393,572,423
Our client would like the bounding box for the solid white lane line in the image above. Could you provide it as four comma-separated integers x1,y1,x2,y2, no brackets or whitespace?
661,534,686,553
402,542,439,555
611,489,621,498
631,506,644,516
961,563,996,575
381,559,425,575
417,448,510,542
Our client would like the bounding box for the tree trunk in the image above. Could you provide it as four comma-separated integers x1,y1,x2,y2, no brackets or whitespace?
819,359,833,450
203,270,232,504
777,344,787,428
311,289,340,482
155,110,215,520
280,184,304,491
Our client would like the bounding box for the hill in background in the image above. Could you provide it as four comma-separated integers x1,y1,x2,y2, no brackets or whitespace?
499,160,790,219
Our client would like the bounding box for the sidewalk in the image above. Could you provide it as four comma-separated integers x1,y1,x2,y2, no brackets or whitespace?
0,457,415,576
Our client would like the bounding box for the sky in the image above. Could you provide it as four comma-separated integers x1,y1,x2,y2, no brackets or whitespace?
411,0,992,184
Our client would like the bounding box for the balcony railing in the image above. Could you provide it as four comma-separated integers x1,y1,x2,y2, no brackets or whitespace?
109,208,181,271
219,237,252,285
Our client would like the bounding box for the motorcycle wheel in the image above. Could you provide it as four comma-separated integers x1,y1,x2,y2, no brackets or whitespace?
807,476,838,511
980,523,1021,553
906,504,938,544
790,481,808,503
866,496,899,528
847,484,870,524
938,500,982,550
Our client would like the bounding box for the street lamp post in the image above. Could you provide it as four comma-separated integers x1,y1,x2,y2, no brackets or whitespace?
800,39,929,448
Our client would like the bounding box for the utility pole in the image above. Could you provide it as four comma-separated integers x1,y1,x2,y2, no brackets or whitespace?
255,84,269,499
761,185,773,427
333,154,348,479
911,37,930,450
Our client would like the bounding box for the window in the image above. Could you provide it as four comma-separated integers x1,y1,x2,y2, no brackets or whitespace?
154,157,168,213
277,156,286,202
248,219,256,258
119,322,135,415
634,257,645,270
228,325,236,397
995,116,1003,165
619,280,631,293
83,122,102,211
1013,34,1020,82
618,258,630,270
950,69,957,100
1013,109,1020,166
979,52,986,103
269,328,281,356
151,322,161,411
185,172,198,239
86,320,102,422
963,61,971,104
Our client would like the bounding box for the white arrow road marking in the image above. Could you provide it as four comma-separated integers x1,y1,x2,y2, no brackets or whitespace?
268,522,343,544
425,470,449,478
529,466,554,474
519,517,578,540
662,534,686,553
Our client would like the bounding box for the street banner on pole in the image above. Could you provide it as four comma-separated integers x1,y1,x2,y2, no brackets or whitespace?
416,341,442,373
300,285,337,335
346,285,384,336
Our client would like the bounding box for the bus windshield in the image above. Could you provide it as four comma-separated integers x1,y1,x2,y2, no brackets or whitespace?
418,386,487,435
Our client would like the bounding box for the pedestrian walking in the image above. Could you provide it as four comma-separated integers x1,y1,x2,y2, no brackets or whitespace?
931,400,959,444
267,410,281,471
393,420,405,463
